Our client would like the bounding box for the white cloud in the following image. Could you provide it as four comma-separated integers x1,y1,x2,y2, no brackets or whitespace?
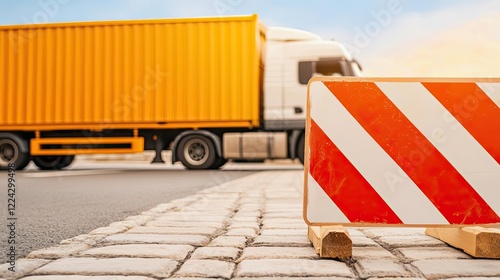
352,0,500,77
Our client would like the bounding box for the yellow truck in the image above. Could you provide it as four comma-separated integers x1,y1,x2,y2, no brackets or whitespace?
0,14,361,170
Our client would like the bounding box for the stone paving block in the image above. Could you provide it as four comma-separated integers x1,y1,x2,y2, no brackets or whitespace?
154,214,228,223
263,212,303,219
26,243,90,259
178,207,234,214
260,229,307,236
378,235,446,248
226,228,258,237
239,200,264,205
191,247,240,261
202,194,239,200
355,260,412,278
238,206,263,212
33,258,177,278
264,207,304,214
252,235,311,247
446,276,500,280
262,223,309,230
105,234,209,246
265,200,302,205
239,200,263,205
190,199,237,206
59,234,105,245
170,278,224,280
347,228,365,237
145,220,225,229
232,211,262,218
264,203,304,208
89,226,129,235
164,209,233,215
351,235,380,247
264,205,304,209
266,193,301,199
170,210,233,216
236,259,353,278
79,244,193,260
232,216,260,223
126,226,219,236
227,222,260,231
412,260,500,279
363,228,426,238
0,259,50,279
240,193,265,198
170,278,223,280
174,260,235,278
209,236,248,249
368,277,424,280
239,247,318,260
352,246,398,260
20,276,157,280
262,218,305,226
233,278,353,280
396,247,471,261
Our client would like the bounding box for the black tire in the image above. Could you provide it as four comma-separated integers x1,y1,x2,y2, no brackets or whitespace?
210,157,227,169
33,156,65,170
0,138,31,170
177,135,217,170
297,134,305,165
56,155,75,169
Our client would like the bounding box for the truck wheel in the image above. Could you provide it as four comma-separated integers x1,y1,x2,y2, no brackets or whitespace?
0,138,31,170
210,157,227,169
33,156,68,170
56,155,75,169
297,134,305,165
177,135,217,170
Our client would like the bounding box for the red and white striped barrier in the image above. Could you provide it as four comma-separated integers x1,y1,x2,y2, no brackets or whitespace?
304,78,500,227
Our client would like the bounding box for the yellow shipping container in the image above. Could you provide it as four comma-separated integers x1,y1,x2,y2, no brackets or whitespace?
0,14,265,131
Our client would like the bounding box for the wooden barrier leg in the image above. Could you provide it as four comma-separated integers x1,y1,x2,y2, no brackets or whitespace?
426,227,500,259
308,226,352,259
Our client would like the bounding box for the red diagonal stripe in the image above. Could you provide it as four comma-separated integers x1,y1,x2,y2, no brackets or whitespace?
423,82,500,164
323,81,500,225
309,119,403,224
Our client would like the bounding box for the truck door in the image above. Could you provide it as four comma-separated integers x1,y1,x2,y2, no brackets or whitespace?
263,43,285,130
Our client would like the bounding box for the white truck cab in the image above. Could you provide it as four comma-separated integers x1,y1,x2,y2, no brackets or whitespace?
264,27,361,130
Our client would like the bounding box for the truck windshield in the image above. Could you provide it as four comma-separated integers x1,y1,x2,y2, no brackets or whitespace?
299,58,361,84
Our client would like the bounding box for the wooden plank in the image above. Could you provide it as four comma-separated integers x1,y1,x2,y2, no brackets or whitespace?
426,227,500,259
307,226,352,259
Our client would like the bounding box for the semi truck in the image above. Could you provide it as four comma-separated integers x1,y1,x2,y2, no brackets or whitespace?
0,14,361,170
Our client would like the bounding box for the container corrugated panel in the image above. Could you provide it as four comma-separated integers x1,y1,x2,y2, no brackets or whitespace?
0,15,265,130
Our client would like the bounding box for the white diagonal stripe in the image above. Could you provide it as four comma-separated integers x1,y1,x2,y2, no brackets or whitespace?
377,82,500,215
309,81,447,225
306,173,349,224
477,83,500,108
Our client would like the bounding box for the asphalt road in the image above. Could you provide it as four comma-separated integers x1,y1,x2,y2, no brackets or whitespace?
0,160,275,263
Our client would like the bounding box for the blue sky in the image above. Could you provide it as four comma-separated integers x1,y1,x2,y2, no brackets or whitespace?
0,0,474,32
2,0,500,76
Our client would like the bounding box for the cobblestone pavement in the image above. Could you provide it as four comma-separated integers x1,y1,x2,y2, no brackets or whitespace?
1,171,500,280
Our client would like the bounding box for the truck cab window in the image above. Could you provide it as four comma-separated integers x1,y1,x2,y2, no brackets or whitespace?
298,59,346,85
